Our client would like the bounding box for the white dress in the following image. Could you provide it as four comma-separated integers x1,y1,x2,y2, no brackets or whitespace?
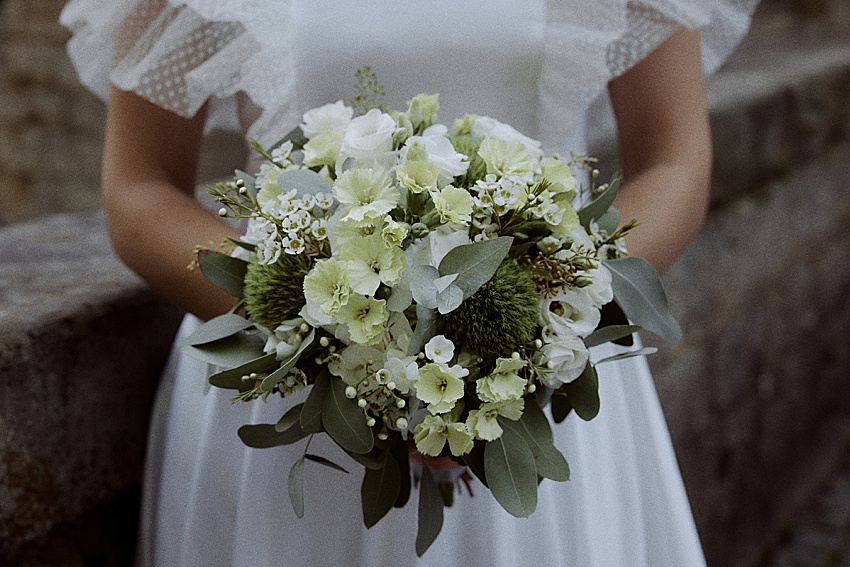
60,1,759,565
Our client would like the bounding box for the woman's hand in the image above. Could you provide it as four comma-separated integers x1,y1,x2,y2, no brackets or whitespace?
608,27,712,274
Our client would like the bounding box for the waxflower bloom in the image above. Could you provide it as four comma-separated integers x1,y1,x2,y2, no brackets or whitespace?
424,335,455,364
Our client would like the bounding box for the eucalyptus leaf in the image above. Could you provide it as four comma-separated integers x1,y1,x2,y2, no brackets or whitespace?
344,448,385,470
389,435,412,508
605,257,682,341
225,237,257,252
323,376,374,454
436,284,464,315
234,169,257,199
288,456,305,518
410,265,439,310
501,402,570,482
415,466,444,557
485,427,538,517
259,329,315,393
208,352,276,390
237,423,309,448
300,371,330,434
595,206,621,235
461,441,488,488
361,452,401,528
408,304,437,356
277,169,334,196
270,125,308,151
185,333,266,369
178,313,254,347
595,347,658,364
437,236,513,299
561,362,600,421
578,173,622,228
305,453,350,474
598,301,634,346
275,403,305,433
584,325,642,348
550,393,572,424
198,251,248,299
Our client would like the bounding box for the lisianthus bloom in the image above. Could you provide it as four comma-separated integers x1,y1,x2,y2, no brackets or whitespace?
340,234,406,295
430,185,474,225
536,327,589,387
334,168,400,222
466,398,524,441
414,362,468,414
300,100,353,139
403,126,469,184
302,258,352,315
414,414,474,457
335,294,388,345
541,290,600,338
337,108,397,170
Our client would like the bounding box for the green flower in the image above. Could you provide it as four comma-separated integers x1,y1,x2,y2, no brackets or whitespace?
302,258,352,315
303,132,344,168
440,260,539,357
381,217,409,248
466,398,524,441
430,185,474,225
243,253,311,330
340,234,406,295
336,294,388,345
406,93,440,134
476,358,528,403
396,159,439,194
541,156,578,201
333,168,399,222
414,362,467,414
478,136,534,179
414,414,474,457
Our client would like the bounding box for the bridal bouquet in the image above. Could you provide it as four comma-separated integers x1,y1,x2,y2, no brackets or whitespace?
184,77,680,554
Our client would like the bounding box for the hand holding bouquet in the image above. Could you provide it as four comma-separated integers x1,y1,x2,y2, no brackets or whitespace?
184,73,680,554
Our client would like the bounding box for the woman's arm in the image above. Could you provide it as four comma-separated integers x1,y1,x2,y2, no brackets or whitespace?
608,27,712,274
102,87,242,320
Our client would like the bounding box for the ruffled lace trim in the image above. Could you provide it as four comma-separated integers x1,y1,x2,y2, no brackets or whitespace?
61,0,759,146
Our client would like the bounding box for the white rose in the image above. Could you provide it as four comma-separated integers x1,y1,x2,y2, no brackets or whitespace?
301,100,353,139
472,115,543,160
540,290,601,338
337,109,398,171
402,125,469,184
577,266,614,308
536,330,589,386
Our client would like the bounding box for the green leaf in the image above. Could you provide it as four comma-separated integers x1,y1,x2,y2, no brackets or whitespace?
344,448,385,470
595,206,620,235
178,314,254,347
361,451,401,528
300,371,330,434
501,402,570,482
208,352,276,390
198,251,249,299
277,169,334,196
461,441,488,488
598,300,634,346
584,324,642,348
605,257,682,341
288,456,305,518
578,173,622,228
561,362,600,421
438,236,513,299
305,453,350,474
595,346,658,364
275,403,305,433
234,169,257,199
323,376,375,454
270,125,308,151
259,329,315,393
237,423,309,448
415,466,445,557
550,393,572,424
484,427,538,517
185,333,266,369
389,434,411,508
408,304,437,356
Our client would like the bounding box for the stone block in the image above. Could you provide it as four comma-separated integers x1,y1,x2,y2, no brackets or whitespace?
0,213,183,557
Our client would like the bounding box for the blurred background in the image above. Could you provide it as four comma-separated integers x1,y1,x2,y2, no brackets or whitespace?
1,0,849,565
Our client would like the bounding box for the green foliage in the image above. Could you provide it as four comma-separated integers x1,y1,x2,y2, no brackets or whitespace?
237,423,309,448
199,251,249,298
440,260,539,358
361,451,401,528
243,253,311,330
448,131,486,188
484,426,538,517
352,66,389,115
605,257,682,341
415,466,445,557
322,375,374,454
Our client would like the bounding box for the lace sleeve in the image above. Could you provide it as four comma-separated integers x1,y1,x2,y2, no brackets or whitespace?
538,0,760,142
60,0,297,144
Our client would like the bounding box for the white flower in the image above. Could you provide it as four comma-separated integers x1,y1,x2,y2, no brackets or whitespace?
335,294,388,345
340,234,406,296
535,327,589,386
328,344,383,385
300,100,353,139
577,265,614,308
334,168,400,222
337,109,397,170
478,136,535,181
414,414,474,457
466,398,524,441
471,115,543,160
414,361,468,414
424,335,455,364
383,357,420,394
541,290,601,338
403,126,469,184
302,258,352,315
430,185,474,225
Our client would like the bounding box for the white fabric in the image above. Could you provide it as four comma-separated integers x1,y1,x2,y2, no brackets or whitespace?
60,0,760,146
58,0,760,565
